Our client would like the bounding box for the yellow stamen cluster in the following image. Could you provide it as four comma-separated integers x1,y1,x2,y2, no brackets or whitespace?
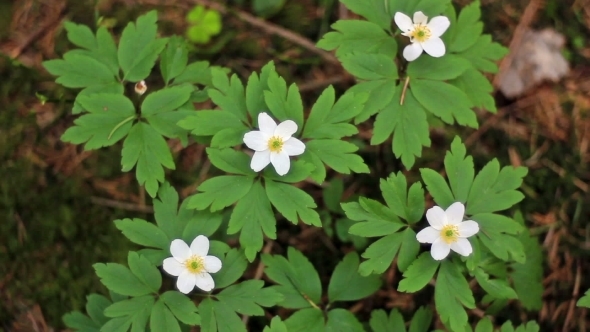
440,224,460,244
267,136,284,153
409,24,432,43
185,255,205,274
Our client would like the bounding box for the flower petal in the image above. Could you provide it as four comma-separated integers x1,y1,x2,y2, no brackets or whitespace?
430,238,451,260
403,43,424,61
394,12,414,33
243,131,269,151
251,150,271,172
413,11,428,25
258,112,277,135
170,239,191,261
270,151,291,176
204,256,222,273
458,220,479,238
427,16,450,37
177,271,197,294
195,272,215,292
190,235,209,256
416,226,439,243
283,138,305,156
450,238,473,257
445,202,465,225
163,257,184,276
422,37,446,57
275,120,298,140
425,206,446,229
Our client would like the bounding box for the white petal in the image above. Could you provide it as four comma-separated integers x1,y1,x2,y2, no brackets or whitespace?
163,257,184,276
283,138,305,156
394,12,414,33
190,235,209,256
243,131,270,151
425,206,446,230
445,202,465,225
270,151,291,176
258,112,277,135
450,238,473,256
195,272,215,292
275,120,298,140
430,238,451,260
416,226,440,243
403,43,423,62
427,16,450,37
413,11,428,25
422,37,446,57
458,220,479,238
177,271,197,294
251,150,271,172
170,239,191,261
204,256,222,273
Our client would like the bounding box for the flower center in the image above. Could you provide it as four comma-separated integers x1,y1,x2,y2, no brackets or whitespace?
409,24,432,43
440,224,460,244
267,136,284,153
184,255,205,274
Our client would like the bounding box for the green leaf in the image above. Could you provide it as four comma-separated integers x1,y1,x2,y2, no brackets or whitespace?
369,309,405,332
264,72,304,128
127,251,162,293
64,21,97,49
435,260,475,331
475,317,494,332
263,159,315,183
186,6,222,44
93,262,153,296
160,291,201,325
206,148,256,176
398,252,440,292
177,110,246,136
328,252,381,302
199,297,247,332
141,85,194,143
265,180,321,227
444,137,474,202
150,299,181,332
173,61,214,86
407,54,470,81
114,218,169,250
474,268,517,299
459,34,508,73
411,79,477,128
450,67,496,113
246,61,275,118
449,1,482,53
160,36,188,84
420,168,454,208
63,311,100,332
284,308,324,332
371,85,430,169
102,295,153,332
152,182,184,240
187,175,254,211
380,172,424,223
303,87,367,139
61,93,135,149
326,309,364,332
212,249,248,289
264,316,289,332
85,294,111,326
341,53,398,81
349,79,398,123
344,198,404,237
72,82,124,114
121,122,175,197
408,307,433,332
216,280,283,316
317,20,397,57
578,289,590,308
511,213,543,310
209,68,248,122
358,232,403,276
43,52,116,88
262,247,322,308
118,11,167,82
306,139,369,175
397,228,420,272
339,0,393,31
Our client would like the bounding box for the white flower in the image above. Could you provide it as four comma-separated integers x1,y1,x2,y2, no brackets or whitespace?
243,112,306,176
416,202,479,260
162,236,222,293
394,11,450,61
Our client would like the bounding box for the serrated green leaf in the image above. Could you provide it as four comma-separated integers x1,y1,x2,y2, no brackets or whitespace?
43,52,116,88
160,36,188,84
339,0,393,31
264,316,289,332
246,61,275,118
128,251,161,293
369,309,405,332
474,317,494,332
474,268,517,299
262,159,314,183
341,53,398,81
380,172,425,223
317,20,397,57
407,54,470,80
262,247,322,308
577,290,590,308
450,67,496,112
358,232,403,276
159,291,201,325
449,1,482,53
216,280,283,316
72,82,124,114
408,307,433,332
63,311,101,332
511,215,543,310
411,79,477,128
153,182,184,240
326,308,364,332
459,34,508,73
61,93,135,149
114,218,170,250
435,260,474,331
199,297,247,332
186,6,222,44
173,61,214,86
142,85,193,116
101,295,153,332
121,122,175,197
284,308,324,332
306,139,369,174
150,299,181,332
209,69,248,122
349,79,398,123
264,73,304,128
177,110,246,136
265,180,321,226
212,249,248,289
420,168,454,208
444,137,474,202
328,252,381,302
187,175,253,211
227,181,276,261
398,252,439,292
103,295,154,318
206,148,256,176
85,294,111,327
93,263,153,296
